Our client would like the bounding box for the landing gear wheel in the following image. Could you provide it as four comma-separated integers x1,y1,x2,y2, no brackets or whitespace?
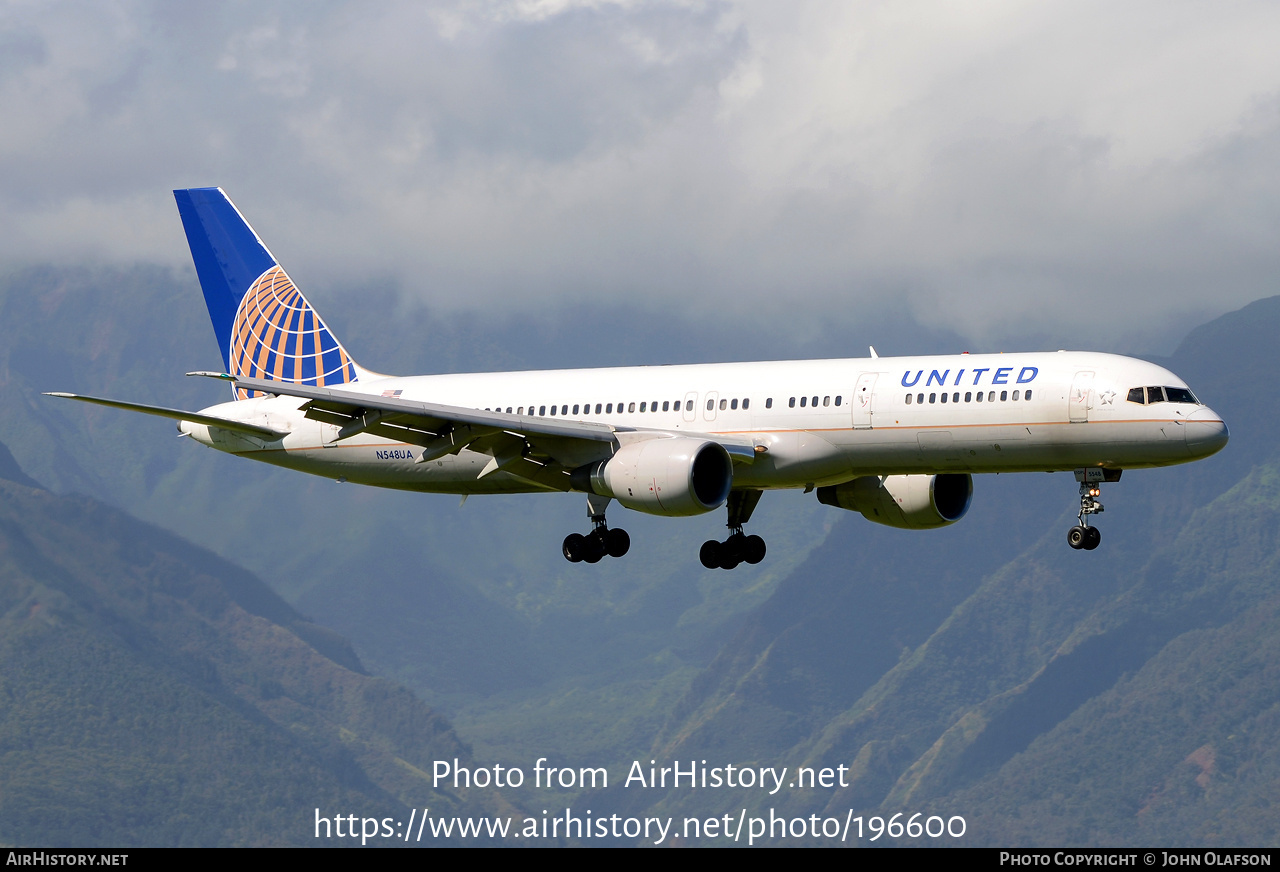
605,528,630,558
563,533,585,562
1067,526,1086,550
743,534,766,565
1083,526,1101,550
583,531,606,563
699,540,722,569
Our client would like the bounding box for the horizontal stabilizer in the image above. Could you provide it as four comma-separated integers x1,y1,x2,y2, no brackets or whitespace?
44,393,287,440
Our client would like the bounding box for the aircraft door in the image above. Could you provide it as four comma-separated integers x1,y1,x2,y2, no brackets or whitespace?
703,391,719,422
853,372,879,429
1069,371,1095,423
683,391,697,423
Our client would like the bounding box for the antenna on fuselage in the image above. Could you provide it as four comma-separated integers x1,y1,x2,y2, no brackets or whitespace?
869,346,879,359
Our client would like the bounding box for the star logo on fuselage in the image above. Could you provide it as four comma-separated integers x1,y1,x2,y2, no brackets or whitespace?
1099,389,1116,406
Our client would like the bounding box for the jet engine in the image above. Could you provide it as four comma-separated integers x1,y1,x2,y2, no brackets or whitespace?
571,438,733,516
816,473,972,529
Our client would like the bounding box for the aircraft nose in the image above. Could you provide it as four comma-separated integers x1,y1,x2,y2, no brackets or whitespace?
1185,407,1228,458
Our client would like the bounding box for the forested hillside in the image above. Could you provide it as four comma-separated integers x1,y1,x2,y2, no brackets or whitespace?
0,447,506,846
3,264,1276,846
621,298,1280,846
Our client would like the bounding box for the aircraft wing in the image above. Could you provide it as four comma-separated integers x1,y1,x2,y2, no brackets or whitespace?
230,377,760,471
45,392,288,440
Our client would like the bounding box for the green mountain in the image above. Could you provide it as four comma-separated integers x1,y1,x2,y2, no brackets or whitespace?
0,453,507,847
6,262,1279,846
619,298,1280,846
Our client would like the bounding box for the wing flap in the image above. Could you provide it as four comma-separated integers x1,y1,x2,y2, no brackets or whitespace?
230,376,758,463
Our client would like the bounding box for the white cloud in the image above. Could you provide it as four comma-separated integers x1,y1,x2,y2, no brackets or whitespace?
0,0,1278,348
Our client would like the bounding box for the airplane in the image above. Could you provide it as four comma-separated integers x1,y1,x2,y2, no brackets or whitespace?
48,188,1229,569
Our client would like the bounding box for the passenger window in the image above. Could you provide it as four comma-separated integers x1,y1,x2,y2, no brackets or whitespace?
929,393,936,404
941,392,948,403
550,405,558,416
766,398,773,409
1025,390,1033,401
835,396,842,406
952,392,959,403
606,403,613,413
743,398,750,410
988,391,995,402
918,393,924,404
789,397,796,408
823,396,830,406
518,406,524,415
1000,391,1007,401
573,404,579,414
964,392,972,402
719,399,727,411
707,399,714,411
686,400,694,411
800,396,807,407
562,405,568,415
539,405,546,416
640,402,647,412
975,392,983,402
595,403,602,414
651,400,658,411
811,396,819,407
627,402,635,413
662,401,670,411
730,398,738,410
906,393,913,404
1012,390,1019,401
1127,387,1145,404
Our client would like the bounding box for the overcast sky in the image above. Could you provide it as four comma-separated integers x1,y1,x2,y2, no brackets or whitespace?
3,0,1279,349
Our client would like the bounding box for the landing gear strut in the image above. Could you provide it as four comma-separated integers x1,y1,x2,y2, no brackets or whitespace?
563,494,630,563
1067,468,1120,551
700,489,767,570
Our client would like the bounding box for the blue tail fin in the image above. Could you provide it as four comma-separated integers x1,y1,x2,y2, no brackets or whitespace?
173,188,362,400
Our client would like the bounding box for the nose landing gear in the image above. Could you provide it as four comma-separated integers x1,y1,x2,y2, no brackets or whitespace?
1068,468,1121,551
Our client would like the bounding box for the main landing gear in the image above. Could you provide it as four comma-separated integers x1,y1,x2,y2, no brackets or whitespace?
563,494,630,563
1067,468,1121,551
700,489,767,570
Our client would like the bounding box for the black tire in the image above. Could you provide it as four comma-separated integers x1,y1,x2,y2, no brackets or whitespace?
722,534,745,563
605,528,631,558
563,533,585,562
1083,526,1101,550
719,555,741,570
699,540,722,569
583,531,607,563
743,535,766,565
1067,526,1086,550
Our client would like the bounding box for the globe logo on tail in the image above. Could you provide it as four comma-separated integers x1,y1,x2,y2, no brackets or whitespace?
229,266,357,400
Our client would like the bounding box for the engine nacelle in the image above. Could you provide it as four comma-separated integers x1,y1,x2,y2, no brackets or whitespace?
571,438,733,517
816,473,972,529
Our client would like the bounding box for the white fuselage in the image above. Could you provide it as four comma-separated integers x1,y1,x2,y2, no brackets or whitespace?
182,350,1228,495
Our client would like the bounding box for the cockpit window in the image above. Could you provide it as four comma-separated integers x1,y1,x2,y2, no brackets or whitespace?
1127,385,1199,405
